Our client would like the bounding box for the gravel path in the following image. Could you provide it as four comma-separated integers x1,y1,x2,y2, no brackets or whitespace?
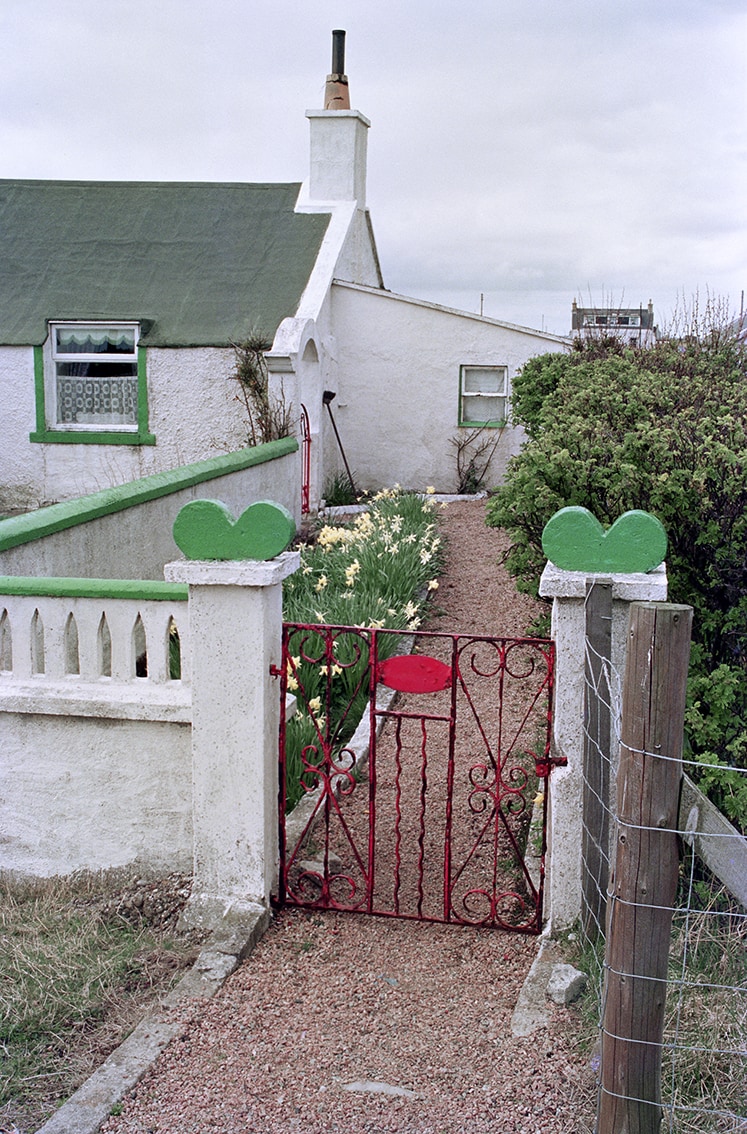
101,502,596,1134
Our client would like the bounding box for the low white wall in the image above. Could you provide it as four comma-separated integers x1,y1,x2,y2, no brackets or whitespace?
0,590,193,878
0,713,192,877
0,442,300,580
329,283,567,492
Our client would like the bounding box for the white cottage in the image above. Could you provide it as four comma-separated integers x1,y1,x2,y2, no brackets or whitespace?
0,32,566,515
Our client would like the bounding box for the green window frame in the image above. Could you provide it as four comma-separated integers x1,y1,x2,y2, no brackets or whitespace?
458,365,508,428
30,323,155,446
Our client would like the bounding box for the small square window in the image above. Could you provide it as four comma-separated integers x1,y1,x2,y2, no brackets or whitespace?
52,324,139,429
459,366,508,428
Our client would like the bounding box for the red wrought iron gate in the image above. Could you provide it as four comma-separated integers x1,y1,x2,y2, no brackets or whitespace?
275,623,557,933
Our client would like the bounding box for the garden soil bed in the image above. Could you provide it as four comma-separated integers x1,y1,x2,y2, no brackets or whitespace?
100,500,597,1134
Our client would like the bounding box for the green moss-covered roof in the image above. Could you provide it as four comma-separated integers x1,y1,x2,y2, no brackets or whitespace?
0,180,330,346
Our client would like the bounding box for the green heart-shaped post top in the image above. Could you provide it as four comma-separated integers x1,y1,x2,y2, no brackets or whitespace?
172,499,296,561
541,506,667,574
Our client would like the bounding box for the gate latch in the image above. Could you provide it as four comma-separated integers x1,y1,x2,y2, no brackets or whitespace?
269,664,283,679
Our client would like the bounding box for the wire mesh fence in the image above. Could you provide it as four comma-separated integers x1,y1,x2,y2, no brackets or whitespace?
579,587,747,1133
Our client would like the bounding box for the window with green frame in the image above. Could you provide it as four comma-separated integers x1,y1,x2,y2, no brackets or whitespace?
458,365,508,427
30,322,155,445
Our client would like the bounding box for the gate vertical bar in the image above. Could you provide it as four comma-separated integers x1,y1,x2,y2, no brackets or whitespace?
277,622,290,906
367,628,378,914
582,579,612,940
443,634,460,922
416,718,428,919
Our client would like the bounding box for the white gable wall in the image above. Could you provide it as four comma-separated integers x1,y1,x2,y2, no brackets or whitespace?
329,283,568,493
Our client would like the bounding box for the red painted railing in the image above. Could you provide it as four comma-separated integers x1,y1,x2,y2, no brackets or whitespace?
277,623,556,933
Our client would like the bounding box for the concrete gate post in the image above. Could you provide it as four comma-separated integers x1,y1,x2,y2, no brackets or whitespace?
539,562,667,933
165,552,300,927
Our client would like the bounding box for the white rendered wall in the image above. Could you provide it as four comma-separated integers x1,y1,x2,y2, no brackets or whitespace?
0,345,252,512
328,283,568,492
0,347,44,512
0,713,192,877
0,448,300,579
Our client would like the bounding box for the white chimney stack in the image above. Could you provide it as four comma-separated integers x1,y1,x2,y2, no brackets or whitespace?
306,30,370,207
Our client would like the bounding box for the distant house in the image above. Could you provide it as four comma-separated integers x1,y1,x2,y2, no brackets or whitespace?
571,300,657,347
0,35,566,515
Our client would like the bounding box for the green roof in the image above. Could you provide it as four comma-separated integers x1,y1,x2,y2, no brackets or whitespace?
0,180,330,347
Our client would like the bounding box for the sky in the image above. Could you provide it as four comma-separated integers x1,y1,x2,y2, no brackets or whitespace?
1,0,745,336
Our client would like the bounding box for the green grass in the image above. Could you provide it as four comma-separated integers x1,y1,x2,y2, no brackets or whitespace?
323,469,360,507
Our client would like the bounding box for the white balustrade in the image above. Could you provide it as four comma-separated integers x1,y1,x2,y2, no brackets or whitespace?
0,593,190,687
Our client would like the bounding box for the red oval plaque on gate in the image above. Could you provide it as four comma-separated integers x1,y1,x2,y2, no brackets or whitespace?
378,655,452,693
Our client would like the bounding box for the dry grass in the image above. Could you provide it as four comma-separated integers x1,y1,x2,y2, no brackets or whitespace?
0,871,203,1133
661,868,747,1133
572,859,747,1133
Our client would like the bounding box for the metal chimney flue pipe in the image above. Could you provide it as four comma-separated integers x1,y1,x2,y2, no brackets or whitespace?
331,29,346,76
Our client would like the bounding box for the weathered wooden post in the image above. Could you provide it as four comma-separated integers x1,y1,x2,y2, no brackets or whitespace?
582,578,612,940
598,602,692,1134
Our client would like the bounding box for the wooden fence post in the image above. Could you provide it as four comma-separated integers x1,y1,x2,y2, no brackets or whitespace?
598,602,692,1134
582,579,612,940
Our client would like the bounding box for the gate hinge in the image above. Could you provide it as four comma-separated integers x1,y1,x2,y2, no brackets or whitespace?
535,752,567,778
269,664,283,679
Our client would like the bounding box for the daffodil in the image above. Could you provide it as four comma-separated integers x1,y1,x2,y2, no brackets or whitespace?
345,559,361,587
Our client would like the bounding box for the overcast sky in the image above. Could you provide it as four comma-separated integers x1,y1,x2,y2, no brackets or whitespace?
1,0,745,335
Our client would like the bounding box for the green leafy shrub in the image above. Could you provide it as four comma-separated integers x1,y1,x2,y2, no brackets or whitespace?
487,330,747,830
